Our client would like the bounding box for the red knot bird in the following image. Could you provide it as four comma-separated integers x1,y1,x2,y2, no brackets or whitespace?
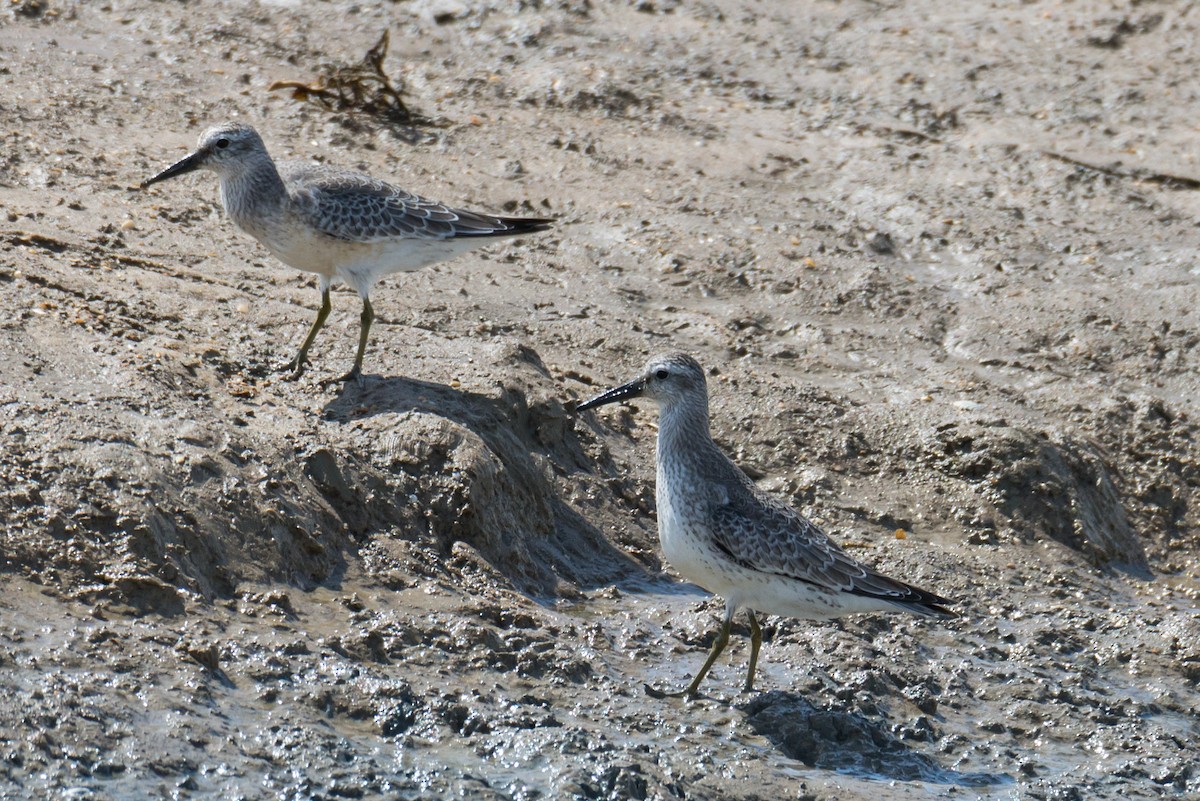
142,122,552,382
576,352,955,698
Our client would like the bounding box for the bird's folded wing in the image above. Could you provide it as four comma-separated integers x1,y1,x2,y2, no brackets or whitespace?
709,494,932,604
284,165,511,243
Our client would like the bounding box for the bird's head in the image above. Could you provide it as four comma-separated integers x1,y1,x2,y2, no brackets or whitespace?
141,122,267,188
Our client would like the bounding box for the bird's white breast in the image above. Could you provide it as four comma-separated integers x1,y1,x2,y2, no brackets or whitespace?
656,461,732,591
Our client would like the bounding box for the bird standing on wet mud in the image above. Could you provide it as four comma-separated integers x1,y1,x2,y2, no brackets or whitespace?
575,353,956,698
142,122,552,382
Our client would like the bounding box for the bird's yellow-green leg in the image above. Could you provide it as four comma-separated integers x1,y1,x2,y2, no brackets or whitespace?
646,607,733,699
285,286,332,380
682,614,732,697
336,296,374,383
744,611,762,693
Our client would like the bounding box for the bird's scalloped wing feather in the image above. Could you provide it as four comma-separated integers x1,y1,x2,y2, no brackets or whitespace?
709,475,951,610
281,163,522,243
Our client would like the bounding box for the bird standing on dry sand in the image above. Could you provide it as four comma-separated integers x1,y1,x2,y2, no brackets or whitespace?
142,122,552,382
575,353,956,698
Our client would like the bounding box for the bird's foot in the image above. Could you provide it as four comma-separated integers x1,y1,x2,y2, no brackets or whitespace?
281,358,306,382
643,682,698,700
321,366,363,388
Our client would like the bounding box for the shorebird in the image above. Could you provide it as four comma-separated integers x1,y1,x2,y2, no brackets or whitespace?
142,122,552,382
575,353,955,698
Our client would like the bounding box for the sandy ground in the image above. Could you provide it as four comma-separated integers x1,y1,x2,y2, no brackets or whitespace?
1,0,1199,798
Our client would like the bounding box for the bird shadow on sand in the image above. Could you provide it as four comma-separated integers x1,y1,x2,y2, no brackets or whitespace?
318,356,656,598
740,690,1011,787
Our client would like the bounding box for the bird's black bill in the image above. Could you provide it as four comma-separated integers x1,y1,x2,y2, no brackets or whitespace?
575,377,645,412
140,150,204,189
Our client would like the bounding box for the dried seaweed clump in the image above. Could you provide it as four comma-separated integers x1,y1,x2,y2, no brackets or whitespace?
269,31,430,128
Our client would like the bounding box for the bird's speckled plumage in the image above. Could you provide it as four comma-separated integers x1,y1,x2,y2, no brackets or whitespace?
576,352,954,697
142,122,552,380
280,162,541,243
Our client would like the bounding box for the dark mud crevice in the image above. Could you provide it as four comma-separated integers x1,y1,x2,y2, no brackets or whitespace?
742,691,1011,788
1,427,351,611
923,421,1147,570
317,343,656,597
1088,396,1200,560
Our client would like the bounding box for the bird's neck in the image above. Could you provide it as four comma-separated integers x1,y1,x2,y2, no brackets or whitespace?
219,160,286,233
656,399,714,463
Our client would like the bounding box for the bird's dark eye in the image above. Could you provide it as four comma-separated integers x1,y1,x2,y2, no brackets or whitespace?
215,138,230,149
655,369,669,380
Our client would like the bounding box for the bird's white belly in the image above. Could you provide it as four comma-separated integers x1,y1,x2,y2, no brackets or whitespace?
253,223,495,289
257,226,377,276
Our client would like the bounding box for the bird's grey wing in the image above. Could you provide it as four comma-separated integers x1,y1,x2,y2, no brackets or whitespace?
282,164,526,243
709,483,951,609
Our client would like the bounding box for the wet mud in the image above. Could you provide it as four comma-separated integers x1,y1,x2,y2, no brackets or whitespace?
1,1,1199,799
